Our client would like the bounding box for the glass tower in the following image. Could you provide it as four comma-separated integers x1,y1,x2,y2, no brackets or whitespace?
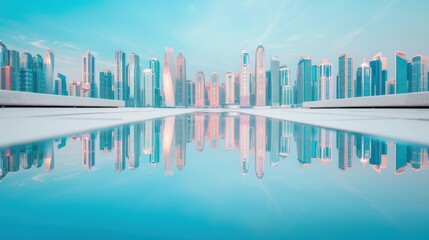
175,52,187,107
297,56,312,106
44,49,54,94
395,51,408,94
255,44,266,106
114,50,126,101
240,50,250,107
149,58,161,107
163,47,175,107
270,56,280,106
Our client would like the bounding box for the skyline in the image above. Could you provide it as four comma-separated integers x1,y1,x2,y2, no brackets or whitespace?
1,0,429,85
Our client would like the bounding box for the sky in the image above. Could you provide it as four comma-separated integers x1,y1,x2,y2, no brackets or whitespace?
1,0,429,85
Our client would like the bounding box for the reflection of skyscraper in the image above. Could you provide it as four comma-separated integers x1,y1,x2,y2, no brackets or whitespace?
356,135,371,166
114,126,127,173
194,113,205,152
129,124,141,170
279,121,293,158
43,140,54,172
337,132,354,171
82,133,96,171
295,124,312,166
100,129,113,152
175,115,187,172
239,114,250,174
207,113,220,150
409,146,429,171
370,139,387,173
395,143,408,174
270,119,280,167
225,116,235,151
163,47,175,107
162,116,176,176
255,116,266,178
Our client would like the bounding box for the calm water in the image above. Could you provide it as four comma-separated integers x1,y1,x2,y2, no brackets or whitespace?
1,112,428,239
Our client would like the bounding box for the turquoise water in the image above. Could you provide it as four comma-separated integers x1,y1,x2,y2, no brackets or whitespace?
1,112,428,239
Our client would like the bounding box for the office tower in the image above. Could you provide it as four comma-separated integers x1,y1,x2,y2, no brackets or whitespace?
32,54,46,93
100,129,113,152
208,72,220,108
338,54,353,99
239,114,250,174
356,60,372,97
100,70,113,99
297,56,312,106
370,52,387,96
225,71,235,105
255,116,266,178
395,51,408,94
254,45,266,106
318,59,333,100
240,50,250,107
82,51,96,97
0,41,8,67
311,64,319,101
249,70,255,105
68,81,81,96
0,66,12,90
386,79,396,94
194,113,205,151
8,50,20,90
82,133,96,171
126,53,140,107
143,69,154,106
187,79,195,106
279,65,293,106
54,73,68,96
176,51,187,107
270,56,280,106
163,47,175,107
19,52,33,92
44,49,54,94
149,57,161,107
411,54,429,92
194,71,205,107
114,50,126,100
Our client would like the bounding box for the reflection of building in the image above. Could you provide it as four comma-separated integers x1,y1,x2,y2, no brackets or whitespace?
114,126,128,173
295,124,312,166
43,141,54,172
162,116,176,176
319,129,332,165
239,114,250,174
370,139,387,173
337,132,354,171
194,113,205,152
128,124,141,170
100,129,113,153
270,119,280,167
356,135,371,166
225,116,235,151
207,113,220,150
175,115,187,171
82,133,96,171
279,121,293,158
255,116,266,178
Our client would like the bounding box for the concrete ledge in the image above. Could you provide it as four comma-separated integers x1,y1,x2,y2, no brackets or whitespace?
0,90,124,107
303,92,429,108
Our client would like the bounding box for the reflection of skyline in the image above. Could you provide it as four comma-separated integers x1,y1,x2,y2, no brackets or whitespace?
1,112,429,181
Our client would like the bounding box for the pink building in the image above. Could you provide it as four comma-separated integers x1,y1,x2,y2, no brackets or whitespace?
194,71,205,108
255,44,266,106
207,113,220,150
208,72,220,108
225,71,235,105
239,114,250,175
194,113,205,152
224,116,235,151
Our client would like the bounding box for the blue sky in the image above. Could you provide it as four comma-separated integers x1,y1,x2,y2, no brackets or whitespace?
1,0,428,84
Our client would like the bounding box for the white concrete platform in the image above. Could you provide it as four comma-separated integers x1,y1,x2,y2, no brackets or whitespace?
0,90,124,107
303,92,429,108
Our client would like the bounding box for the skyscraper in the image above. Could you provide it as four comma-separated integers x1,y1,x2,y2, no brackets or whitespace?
8,50,20,91
187,79,195,107
175,51,187,107
143,69,154,106
149,57,161,107
33,54,45,93
311,64,319,101
82,51,96,97
127,53,141,107
240,50,250,107
395,51,408,94
225,71,235,105
255,44,266,106
0,41,8,67
114,50,126,100
100,70,113,99
54,73,68,96
44,49,54,94
370,52,387,96
208,72,220,108
297,56,312,106
411,54,429,92
163,47,175,107
279,65,293,106
19,52,33,92
270,56,280,106
0,66,12,90
356,59,372,97
338,54,353,98
318,59,333,100
194,71,205,108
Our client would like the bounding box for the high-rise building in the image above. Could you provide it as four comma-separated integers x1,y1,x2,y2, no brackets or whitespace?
318,59,333,100
114,50,126,100
149,57,161,107
175,51,187,107
411,54,429,92
370,52,387,96
338,54,353,98
163,47,175,107
0,41,8,67
54,73,68,96
240,50,250,107
8,50,20,91
33,54,45,93
0,66,12,90
19,52,33,92
386,78,396,94
68,81,81,97
100,70,113,99
186,79,195,107
143,69,154,107
194,71,205,107
311,64,319,101
44,49,54,94
395,51,408,94
82,51,96,97
127,53,141,107
225,71,235,105
297,56,312,106
255,44,266,106
356,59,372,97
208,72,220,108
279,65,293,106
270,56,280,106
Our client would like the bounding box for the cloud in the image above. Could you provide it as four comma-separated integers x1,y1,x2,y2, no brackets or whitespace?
58,43,81,51
30,39,51,50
